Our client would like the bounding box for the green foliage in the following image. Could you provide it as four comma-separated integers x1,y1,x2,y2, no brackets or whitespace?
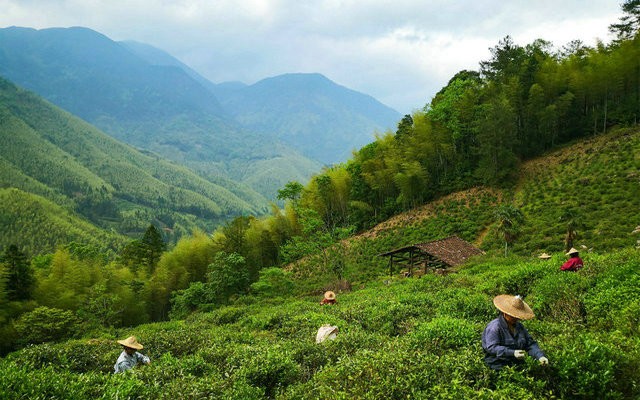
277,181,303,203
493,204,524,256
410,316,480,350
13,306,79,345
0,75,268,256
120,224,166,273
0,245,35,301
2,249,640,398
249,267,295,299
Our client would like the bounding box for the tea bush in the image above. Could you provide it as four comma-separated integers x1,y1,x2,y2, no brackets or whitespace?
236,346,301,397
529,271,588,322
547,332,640,399
2,248,640,398
409,316,480,352
6,339,117,373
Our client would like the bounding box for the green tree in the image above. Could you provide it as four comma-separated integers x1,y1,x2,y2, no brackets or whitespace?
207,252,250,303
395,114,414,140
494,205,525,256
13,306,79,345
480,36,526,83
475,92,519,183
121,224,166,274
560,209,581,252
0,245,34,301
141,224,166,271
77,283,122,328
609,0,640,42
277,181,304,205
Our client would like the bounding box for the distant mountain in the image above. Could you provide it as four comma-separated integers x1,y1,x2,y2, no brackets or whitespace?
0,26,321,200
119,40,219,94
115,39,402,165
216,73,402,164
0,76,267,254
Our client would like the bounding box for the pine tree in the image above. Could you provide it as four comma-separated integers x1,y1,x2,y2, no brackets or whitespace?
0,245,34,301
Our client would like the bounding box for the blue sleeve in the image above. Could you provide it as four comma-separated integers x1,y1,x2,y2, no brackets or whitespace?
523,328,545,359
482,323,515,359
136,352,150,364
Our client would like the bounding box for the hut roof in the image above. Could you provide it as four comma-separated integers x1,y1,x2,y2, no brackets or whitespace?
379,236,484,267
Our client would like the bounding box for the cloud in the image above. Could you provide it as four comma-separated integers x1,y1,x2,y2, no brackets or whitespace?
0,0,623,113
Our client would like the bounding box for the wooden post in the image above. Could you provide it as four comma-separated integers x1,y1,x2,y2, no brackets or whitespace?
409,249,414,277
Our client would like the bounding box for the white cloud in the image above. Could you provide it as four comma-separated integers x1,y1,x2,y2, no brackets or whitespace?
0,0,624,113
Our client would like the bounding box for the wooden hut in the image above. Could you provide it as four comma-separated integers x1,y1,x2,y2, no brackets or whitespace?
379,236,484,276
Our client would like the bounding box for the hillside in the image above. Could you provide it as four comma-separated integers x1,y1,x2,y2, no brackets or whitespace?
0,26,322,200
0,76,266,253
283,127,640,292
0,188,125,255
1,127,639,398
1,246,638,398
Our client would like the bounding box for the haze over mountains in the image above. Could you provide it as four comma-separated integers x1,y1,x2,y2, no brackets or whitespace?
0,26,401,200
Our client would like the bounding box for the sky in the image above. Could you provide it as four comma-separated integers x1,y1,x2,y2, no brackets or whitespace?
0,0,624,114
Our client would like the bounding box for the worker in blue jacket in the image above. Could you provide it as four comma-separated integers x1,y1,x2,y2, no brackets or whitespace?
482,294,549,370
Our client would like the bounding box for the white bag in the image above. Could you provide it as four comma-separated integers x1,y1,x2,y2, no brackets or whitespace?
315,324,339,343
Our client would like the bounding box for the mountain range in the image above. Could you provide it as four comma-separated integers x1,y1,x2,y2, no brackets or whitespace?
0,26,401,200
0,76,265,253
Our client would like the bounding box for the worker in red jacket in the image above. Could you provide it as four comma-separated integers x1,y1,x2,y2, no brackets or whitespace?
560,248,584,271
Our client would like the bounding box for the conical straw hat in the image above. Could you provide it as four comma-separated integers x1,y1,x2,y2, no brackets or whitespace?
565,247,579,256
538,252,551,259
324,291,336,300
493,295,535,320
117,336,143,350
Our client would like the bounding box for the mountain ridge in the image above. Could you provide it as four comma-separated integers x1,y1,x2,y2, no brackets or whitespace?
0,26,324,200
0,76,266,253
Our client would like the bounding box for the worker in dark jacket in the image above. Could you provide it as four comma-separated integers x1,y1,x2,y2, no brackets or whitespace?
482,294,548,370
560,248,584,271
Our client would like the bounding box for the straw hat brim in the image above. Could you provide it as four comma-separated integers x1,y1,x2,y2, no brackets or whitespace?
324,291,336,300
493,295,535,320
538,253,551,259
565,247,579,256
117,337,143,350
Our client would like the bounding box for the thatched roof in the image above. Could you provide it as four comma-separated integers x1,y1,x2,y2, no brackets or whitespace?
379,236,484,267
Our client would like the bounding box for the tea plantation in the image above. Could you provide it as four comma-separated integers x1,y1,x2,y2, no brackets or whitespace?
1,248,639,399
1,128,639,398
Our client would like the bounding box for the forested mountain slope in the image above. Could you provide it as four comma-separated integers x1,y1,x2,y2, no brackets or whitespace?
281,126,640,293
1,126,639,396
0,77,265,253
0,26,322,200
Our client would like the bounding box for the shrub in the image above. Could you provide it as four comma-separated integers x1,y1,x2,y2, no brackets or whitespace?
7,339,117,373
409,316,480,351
237,347,301,398
249,267,295,299
433,289,495,322
529,271,588,323
186,305,246,326
584,271,640,334
548,333,640,399
13,306,79,345
497,263,549,297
